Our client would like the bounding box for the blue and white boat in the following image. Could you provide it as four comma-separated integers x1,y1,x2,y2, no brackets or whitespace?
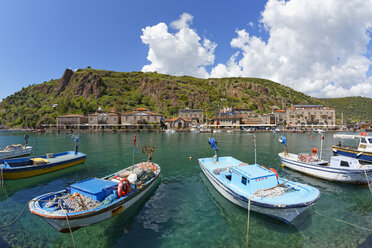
332,133,372,163
279,135,372,184
198,138,320,223
29,161,160,232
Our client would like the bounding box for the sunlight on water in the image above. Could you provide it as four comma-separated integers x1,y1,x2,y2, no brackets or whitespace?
0,131,371,247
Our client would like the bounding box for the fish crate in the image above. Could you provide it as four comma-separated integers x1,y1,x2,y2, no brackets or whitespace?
70,178,118,201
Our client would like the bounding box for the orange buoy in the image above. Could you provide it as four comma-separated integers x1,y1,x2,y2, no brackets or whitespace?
117,178,131,198
312,148,317,154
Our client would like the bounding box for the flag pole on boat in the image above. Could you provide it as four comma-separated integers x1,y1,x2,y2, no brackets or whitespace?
133,134,137,165
320,133,324,161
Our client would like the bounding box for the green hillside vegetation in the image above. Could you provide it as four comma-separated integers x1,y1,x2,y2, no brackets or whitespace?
320,97,372,123
0,67,349,128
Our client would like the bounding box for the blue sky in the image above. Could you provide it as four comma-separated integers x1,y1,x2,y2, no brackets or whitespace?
1,0,371,100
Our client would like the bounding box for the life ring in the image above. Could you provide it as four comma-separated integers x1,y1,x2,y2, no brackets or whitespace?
269,168,279,180
117,179,131,198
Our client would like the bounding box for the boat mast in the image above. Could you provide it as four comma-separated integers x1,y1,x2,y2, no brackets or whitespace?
253,133,257,165
320,134,324,160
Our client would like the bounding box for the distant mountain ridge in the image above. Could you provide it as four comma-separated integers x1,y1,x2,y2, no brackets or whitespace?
320,97,372,123
0,68,370,128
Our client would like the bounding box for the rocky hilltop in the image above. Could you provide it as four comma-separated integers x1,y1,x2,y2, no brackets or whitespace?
0,67,361,128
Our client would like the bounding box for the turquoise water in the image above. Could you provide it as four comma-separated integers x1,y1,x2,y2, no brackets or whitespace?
0,131,371,247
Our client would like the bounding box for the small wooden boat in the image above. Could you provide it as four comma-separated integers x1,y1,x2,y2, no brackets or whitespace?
0,144,32,160
332,133,372,163
29,161,160,232
0,151,86,179
199,137,320,223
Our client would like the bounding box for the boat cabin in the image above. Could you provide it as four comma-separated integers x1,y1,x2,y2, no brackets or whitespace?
220,165,278,192
329,156,361,169
334,134,372,152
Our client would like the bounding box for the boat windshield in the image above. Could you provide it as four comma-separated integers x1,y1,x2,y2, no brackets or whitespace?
368,138,372,144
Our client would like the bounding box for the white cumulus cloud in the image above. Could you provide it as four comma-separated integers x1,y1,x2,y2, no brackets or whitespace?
211,0,372,97
141,1,372,97
141,13,216,78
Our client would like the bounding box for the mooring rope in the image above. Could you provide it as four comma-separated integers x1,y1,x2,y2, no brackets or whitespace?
246,197,251,248
364,169,372,196
0,200,31,228
312,206,372,232
0,166,4,188
58,200,76,248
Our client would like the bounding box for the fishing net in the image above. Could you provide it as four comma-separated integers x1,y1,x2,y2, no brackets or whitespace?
45,193,101,213
298,153,319,163
254,185,290,199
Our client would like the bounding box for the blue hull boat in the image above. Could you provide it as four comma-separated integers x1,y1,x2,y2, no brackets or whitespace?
198,156,320,223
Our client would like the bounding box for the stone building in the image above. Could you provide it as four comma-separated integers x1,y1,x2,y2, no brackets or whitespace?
212,116,243,127
57,114,88,129
286,105,336,128
241,114,275,127
165,117,191,129
273,110,286,125
88,112,120,125
121,108,163,125
179,109,203,125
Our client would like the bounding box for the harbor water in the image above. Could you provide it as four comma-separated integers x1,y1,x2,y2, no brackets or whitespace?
0,131,371,247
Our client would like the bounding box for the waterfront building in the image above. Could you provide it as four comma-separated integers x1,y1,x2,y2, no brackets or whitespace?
88,112,120,125
212,116,243,127
165,117,191,129
286,105,336,128
241,114,275,127
121,108,163,125
56,114,88,129
274,109,286,126
179,109,203,125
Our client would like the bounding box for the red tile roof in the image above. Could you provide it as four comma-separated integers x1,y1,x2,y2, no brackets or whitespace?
166,117,191,122
58,114,85,118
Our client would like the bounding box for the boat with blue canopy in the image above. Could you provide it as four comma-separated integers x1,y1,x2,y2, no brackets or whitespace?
29,161,160,232
29,141,160,232
198,137,320,223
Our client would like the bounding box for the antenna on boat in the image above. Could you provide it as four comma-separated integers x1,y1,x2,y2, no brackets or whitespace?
253,133,257,165
208,137,218,162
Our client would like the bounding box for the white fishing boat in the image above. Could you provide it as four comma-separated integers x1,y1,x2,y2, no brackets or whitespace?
332,133,372,163
278,135,372,184
0,134,32,159
0,144,32,160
